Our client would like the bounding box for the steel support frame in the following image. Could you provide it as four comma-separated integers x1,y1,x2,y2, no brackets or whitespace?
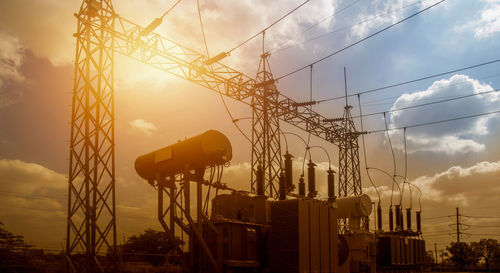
67,0,118,272
338,105,362,231
251,53,282,199
156,169,221,273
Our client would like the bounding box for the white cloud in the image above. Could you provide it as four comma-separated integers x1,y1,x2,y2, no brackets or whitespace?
389,74,499,155
349,0,430,38
0,31,25,108
460,0,500,38
129,119,158,135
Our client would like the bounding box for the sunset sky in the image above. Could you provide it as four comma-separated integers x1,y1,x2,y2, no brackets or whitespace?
1,0,500,254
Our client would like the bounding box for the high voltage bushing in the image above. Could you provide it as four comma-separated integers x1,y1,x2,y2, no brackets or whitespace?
395,205,401,230
327,169,335,201
298,175,305,197
416,211,422,233
389,207,394,231
307,160,317,198
256,164,264,196
400,206,404,231
377,204,382,231
284,153,294,191
406,208,412,231
279,171,286,200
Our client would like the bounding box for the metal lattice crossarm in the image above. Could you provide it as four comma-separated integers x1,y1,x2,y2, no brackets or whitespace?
75,12,346,146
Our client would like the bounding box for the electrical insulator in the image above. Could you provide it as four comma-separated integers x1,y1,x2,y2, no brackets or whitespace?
416,211,422,233
140,17,163,36
284,153,294,191
389,207,394,231
400,207,404,230
395,205,401,229
406,208,412,231
377,203,382,231
204,52,228,65
279,171,286,200
256,164,264,196
307,160,316,198
298,175,305,197
327,169,335,201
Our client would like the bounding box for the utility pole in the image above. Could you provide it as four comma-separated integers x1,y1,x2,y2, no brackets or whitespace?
456,207,460,243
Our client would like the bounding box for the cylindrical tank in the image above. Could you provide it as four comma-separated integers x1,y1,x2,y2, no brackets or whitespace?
307,160,316,197
284,153,293,190
298,175,305,197
389,207,394,231
135,130,232,181
256,164,264,196
335,194,372,219
406,208,412,230
327,169,335,200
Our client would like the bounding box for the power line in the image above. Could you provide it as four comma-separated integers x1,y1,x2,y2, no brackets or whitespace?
195,0,252,143
368,109,500,134
270,0,365,53
318,58,500,103
276,0,445,80
271,0,422,54
352,88,500,119
227,0,311,54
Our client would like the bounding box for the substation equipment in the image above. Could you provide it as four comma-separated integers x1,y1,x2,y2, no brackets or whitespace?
66,0,427,272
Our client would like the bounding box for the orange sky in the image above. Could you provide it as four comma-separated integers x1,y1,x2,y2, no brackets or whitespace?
1,0,500,252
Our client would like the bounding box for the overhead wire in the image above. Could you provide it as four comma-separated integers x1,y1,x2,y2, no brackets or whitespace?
318,58,500,103
276,0,446,81
270,0,365,53
196,0,252,143
357,94,381,203
368,109,500,134
383,112,399,207
352,88,500,119
161,0,183,19
226,0,311,54
271,0,422,54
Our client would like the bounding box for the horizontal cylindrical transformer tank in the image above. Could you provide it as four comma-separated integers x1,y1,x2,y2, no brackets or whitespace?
335,194,372,218
135,130,232,181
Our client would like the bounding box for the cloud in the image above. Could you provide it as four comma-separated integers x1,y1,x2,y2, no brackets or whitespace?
349,0,430,38
129,119,158,135
0,31,26,108
388,74,499,155
362,160,500,237
0,159,67,248
459,0,500,38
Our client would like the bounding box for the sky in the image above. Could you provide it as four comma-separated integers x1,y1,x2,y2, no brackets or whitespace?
1,0,500,255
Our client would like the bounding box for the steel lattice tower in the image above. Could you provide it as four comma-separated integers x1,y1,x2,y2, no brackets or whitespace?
251,53,282,199
66,0,118,272
338,105,362,198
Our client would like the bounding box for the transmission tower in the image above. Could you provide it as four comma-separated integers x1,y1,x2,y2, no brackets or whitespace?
251,53,282,199
338,104,362,198
66,0,118,272
338,69,363,232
